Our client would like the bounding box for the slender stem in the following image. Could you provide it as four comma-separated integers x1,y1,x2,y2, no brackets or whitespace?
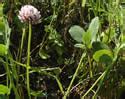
82,44,121,98
11,59,27,68
46,72,64,95
55,76,64,95
5,57,12,98
19,28,26,62
5,55,20,99
16,28,26,98
92,46,120,98
81,71,106,99
63,53,86,99
26,23,32,99
88,54,93,78
27,22,32,68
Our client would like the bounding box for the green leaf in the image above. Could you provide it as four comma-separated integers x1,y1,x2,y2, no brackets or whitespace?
87,17,99,42
102,26,115,43
101,32,108,43
83,31,91,48
31,90,46,97
0,44,7,56
39,49,50,60
92,41,109,52
69,25,85,42
0,84,10,95
0,95,7,99
74,43,85,49
57,56,64,64
0,33,4,43
0,21,5,33
93,49,113,64
51,67,62,75
55,46,64,56
0,4,3,16
82,0,86,7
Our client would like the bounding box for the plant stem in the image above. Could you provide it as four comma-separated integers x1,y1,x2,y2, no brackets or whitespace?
16,28,26,98
5,57,12,99
26,22,32,99
55,76,64,95
5,55,20,99
88,54,93,78
92,45,121,98
63,53,86,99
82,44,121,98
19,28,26,62
81,71,106,99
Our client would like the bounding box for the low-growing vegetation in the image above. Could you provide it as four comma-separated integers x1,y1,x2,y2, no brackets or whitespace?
0,0,125,99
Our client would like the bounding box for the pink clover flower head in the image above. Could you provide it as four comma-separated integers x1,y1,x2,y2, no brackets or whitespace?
18,5,41,24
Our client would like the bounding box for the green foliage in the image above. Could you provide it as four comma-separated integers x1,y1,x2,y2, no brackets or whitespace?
39,49,50,59
93,49,113,64
1,0,125,99
69,25,85,43
0,21,5,33
30,90,47,97
0,44,7,56
92,41,109,52
82,0,86,7
87,17,99,43
69,17,99,48
0,85,10,95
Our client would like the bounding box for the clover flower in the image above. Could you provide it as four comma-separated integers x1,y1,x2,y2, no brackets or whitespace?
18,5,41,24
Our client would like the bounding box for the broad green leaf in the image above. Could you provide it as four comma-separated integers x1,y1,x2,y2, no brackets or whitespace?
0,84,10,95
69,25,85,42
87,17,99,42
0,44,7,56
92,41,109,52
83,31,91,48
93,49,113,64
0,21,5,33
82,0,86,7
39,49,50,60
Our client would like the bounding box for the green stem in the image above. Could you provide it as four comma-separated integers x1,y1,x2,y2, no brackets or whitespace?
41,71,64,95
16,28,26,98
82,44,121,98
5,57,12,98
92,46,120,98
88,54,93,78
5,56,20,99
19,28,26,62
55,76,64,95
63,53,86,99
26,23,32,99
81,71,106,99
12,59,27,68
